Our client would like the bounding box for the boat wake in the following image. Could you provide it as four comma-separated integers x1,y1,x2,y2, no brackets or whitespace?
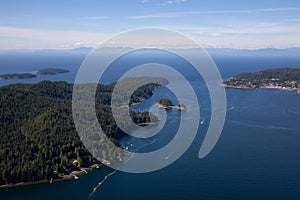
88,169,119,199
227,106,235,111
228,119,298,131
88,139,156,199
133,139,156,152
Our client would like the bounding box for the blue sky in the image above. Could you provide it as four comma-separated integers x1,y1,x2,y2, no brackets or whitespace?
0,0,299,49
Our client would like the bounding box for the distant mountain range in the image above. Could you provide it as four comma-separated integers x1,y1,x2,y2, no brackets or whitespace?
0,47,94,55
0,47,299,57
206,47,300,57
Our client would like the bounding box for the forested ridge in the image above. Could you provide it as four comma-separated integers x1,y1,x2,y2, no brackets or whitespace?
0,80,163,185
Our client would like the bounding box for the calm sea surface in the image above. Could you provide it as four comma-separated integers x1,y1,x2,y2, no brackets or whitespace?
0,50,300,199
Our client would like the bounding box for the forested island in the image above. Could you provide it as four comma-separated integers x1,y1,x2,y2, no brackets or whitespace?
36,68,69,75
222,68,300,92
158,98,186,110
0,68,69,80
0,78,165,187
0,73,37,80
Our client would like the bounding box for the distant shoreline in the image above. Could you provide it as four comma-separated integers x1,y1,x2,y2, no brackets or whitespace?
221,68,300,93
0,68,69,81
221,83,300,93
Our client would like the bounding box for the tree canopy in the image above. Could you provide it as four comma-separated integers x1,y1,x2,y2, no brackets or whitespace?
0,79,163,185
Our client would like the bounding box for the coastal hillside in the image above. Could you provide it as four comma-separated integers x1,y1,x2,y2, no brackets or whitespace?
0,80,163,186
222,68,300,92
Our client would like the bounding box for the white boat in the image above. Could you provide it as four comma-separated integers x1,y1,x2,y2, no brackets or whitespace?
71,174,79,180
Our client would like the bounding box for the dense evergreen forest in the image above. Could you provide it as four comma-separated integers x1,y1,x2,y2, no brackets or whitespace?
0,79,164,185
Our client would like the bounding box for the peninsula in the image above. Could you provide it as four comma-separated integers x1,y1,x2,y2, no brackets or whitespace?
0,73,37,80
0,78,165,187
222,68,300,92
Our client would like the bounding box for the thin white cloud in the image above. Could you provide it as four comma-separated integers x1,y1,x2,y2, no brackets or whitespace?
192,34,300,49
140,0,151,3
139,0,187,4
77,16,111,20
285,18,300,22
153,20,300,48
129,13,177,19
0,18,299,50
129,7,300,19
0,26,110,49
169,22,300,35
161,0,187,5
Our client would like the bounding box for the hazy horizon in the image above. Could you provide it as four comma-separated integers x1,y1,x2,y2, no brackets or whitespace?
0,0,300,50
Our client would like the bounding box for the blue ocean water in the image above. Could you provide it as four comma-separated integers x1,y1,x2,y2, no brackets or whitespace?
0,50,300,200
0,52,85,86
